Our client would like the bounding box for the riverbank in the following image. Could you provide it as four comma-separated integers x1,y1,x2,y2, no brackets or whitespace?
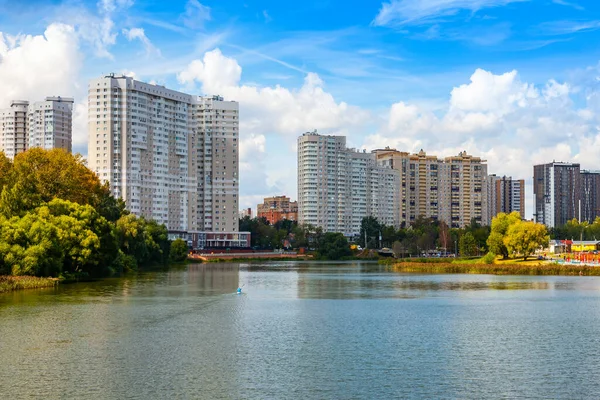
0,276,59,293
386,261,600,276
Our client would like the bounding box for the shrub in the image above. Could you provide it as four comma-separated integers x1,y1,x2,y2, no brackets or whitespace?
482,252,496,265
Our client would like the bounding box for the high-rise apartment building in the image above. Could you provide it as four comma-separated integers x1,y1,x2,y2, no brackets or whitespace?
486,175,525,222
0,100,29,159
87,74,245,247
0,97,73,159
29,97,74,153
444,152,488,228
375,148,449,226
297,131,400,237
580,170,600,223
533,162,581,228
375,148,487,228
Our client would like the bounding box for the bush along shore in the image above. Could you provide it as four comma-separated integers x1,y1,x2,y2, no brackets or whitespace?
0,276,58,293
385,260,600,276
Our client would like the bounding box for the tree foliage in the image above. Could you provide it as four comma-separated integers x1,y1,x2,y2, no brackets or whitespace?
170,239,189,262
504,221,550,260
459,232,478,256
487,212,521,258
0,149,171,278
316,232,352,260
359,216,381,248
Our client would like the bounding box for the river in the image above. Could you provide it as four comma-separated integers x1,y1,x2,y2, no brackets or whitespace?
1,261,600,399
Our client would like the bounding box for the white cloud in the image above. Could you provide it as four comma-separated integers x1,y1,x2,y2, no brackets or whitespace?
50,0,133,59
122,27,161,57
449,69,538,113
0,24,81,108
98,0,134,13
178,49,241,89
552,0,584,11
178,49,371,208
263,10,273,23
539,20,600,35
372,0,527,26
182,0,211,29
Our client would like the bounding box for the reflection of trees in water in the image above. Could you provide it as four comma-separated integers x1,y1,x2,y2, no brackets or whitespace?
296,274,552,299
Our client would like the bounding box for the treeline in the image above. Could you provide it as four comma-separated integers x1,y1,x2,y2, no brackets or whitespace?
551,218,600,241
0,149,171,278
240,212,556,260
238,215,491,258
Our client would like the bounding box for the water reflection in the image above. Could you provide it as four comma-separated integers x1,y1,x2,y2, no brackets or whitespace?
2,262,600,399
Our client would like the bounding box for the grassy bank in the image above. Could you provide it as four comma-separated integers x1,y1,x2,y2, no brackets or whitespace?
387,261,600,276
0,276,58,293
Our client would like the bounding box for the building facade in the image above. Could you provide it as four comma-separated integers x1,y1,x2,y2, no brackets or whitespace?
0,100,29,159
87,74,243,247
486,175,525,223
376,148,452,227
297,132,400,237
375,148,487,228
443,152,488,228
533,162,581,228
257,196,298,224
0,97,73,159
580,170,600,223
29,97,74,153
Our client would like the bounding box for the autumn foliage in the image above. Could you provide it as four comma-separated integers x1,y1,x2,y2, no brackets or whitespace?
0,149,170,278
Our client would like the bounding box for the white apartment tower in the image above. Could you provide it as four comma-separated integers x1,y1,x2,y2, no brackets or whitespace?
29,97,74,153
87,74,239,235
297,131,400,237
0,100,29,159
0,97,73,159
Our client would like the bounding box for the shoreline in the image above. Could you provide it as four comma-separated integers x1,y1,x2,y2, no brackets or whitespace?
387,261,600,276
0,276,59,293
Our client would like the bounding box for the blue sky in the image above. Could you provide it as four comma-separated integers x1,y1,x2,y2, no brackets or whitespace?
1,0,600,216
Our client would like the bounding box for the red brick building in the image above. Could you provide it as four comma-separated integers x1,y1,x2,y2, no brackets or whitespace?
257,196,298,225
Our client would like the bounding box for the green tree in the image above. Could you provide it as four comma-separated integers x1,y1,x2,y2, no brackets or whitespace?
486,212,521,258
459,232,478,256
317,232,352,260
504,221,550,260
0,151,12,188
170,239,189,262
360,216,381,248
0,199,105,277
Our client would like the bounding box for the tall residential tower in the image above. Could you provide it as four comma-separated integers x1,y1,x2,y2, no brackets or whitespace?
87,74,245,247
533,162,581,228
486,175,525,223
297,131,400,237
0,97,73,159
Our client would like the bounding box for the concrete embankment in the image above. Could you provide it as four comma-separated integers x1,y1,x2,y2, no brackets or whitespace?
189,252,312,262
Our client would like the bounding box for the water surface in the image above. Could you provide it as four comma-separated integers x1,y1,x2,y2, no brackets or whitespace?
1,261,600,399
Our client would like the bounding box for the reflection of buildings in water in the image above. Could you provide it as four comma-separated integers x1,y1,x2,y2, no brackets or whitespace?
296,268,372,299
186,263,240,293
297,270,555,299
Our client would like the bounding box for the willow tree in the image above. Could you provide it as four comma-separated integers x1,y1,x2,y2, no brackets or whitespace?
487,212,521,259
504,221,550,261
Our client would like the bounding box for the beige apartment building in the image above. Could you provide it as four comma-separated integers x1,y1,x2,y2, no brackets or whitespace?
444,152,487,228
87,74,245,248
0,97,73,159
486,175,525,223
376,148,487,228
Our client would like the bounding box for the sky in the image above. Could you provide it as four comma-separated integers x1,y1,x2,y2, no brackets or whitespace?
1,0,600,218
